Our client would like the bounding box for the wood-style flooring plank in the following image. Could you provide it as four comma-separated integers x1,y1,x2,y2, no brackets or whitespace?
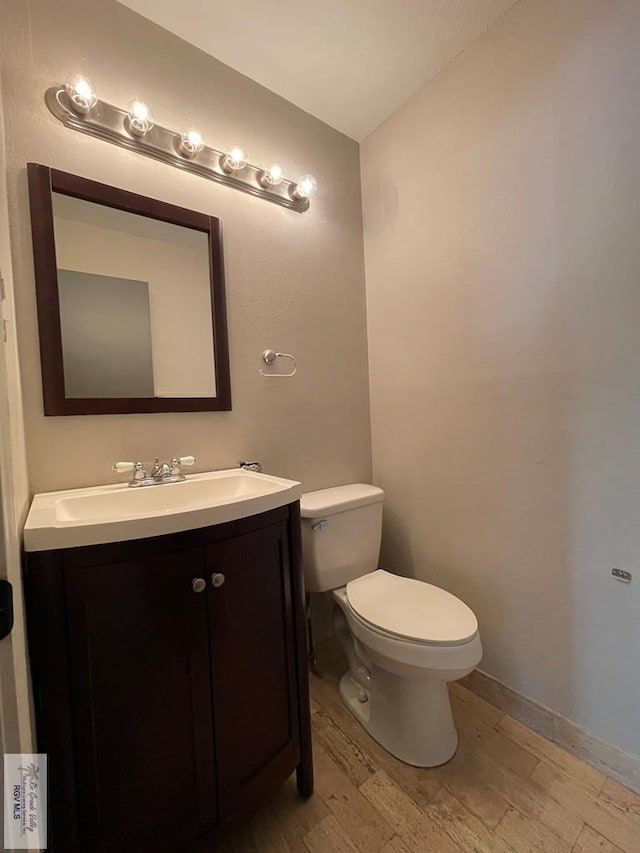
449,681,505,728
266,777,331,853
215,803,287,853
498,715,606,796
431,751,512,830
245,806,292,853
532,762,640,853
423,787,516,853
312,706,378,788
454,709,540,780
379,837,413,853
462,748,584,847
312,738,395,853
572,824,624,853
360,770,462,853
598,777,640,819
303,814,359,853
496,806,572,853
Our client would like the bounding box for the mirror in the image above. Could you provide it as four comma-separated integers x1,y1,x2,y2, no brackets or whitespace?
27,164,231,415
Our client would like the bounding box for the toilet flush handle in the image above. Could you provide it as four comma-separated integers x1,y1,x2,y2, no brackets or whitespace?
312,520,329,531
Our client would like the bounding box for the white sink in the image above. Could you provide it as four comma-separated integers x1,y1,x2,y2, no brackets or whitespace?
24,468,302,551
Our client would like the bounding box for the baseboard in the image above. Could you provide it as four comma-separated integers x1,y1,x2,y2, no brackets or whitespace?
462,669,640,795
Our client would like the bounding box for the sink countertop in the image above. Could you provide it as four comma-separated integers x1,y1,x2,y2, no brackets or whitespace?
24,468,302,552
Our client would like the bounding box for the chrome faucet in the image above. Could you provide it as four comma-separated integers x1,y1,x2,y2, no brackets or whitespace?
150,458,173,479
112,456,197,488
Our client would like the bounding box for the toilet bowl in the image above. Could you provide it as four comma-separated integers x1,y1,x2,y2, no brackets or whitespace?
301,484,482,767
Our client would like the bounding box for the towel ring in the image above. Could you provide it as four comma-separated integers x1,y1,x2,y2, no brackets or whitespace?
259,349,297,378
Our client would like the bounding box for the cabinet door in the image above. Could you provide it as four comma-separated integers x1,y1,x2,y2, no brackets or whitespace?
206,520,300,817
64,548,217,852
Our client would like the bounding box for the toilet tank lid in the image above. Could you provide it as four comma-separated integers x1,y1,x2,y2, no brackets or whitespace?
300,484,384,518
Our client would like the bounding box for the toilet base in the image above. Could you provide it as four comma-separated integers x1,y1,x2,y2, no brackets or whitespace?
338,667,459,768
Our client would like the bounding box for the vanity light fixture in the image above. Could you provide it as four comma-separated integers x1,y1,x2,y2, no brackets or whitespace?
220,146,248,174
47,75,318,212
290,174,318,201
178,128,205,158
126,99,154,138
259,164,284,188
64,74,97,115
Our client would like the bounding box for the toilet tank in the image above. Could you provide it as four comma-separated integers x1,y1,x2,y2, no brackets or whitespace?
300,484,385,593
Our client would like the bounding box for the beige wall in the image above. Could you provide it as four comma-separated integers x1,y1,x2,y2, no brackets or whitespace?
0,67,33,754
1,0,371,494
362,0,640,756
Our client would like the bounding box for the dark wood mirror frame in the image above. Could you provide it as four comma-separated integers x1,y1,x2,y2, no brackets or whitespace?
27,163,231,416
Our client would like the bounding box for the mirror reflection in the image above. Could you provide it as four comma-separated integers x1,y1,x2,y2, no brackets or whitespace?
51,193,216,399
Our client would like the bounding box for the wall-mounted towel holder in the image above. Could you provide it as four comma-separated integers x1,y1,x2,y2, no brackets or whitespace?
259,349,297,378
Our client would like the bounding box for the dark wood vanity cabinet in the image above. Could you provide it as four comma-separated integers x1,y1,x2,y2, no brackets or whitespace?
24,504,312,852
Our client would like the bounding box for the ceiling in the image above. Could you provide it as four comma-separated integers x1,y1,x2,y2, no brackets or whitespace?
118,0,518,141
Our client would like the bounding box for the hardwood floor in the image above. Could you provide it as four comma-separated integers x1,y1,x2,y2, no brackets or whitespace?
215,643,640,852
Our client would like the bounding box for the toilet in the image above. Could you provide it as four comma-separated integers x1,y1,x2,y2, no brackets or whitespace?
300,484,482,767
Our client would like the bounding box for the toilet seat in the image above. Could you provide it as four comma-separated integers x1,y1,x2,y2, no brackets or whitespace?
334,585,482,675
346,570,478,647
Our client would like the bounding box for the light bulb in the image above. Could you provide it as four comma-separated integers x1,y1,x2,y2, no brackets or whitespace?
126,99,153,138
221,146,247,174
178,128,205,158
291,174,318,201
259,164,284,188
64,73,97,115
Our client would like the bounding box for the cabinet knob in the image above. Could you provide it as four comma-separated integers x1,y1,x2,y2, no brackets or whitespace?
211,573,226,588
192,578,206,593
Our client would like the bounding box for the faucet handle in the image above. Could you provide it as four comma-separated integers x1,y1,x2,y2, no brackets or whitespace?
112,461,146,479
170,456,197,475
177,455,197,467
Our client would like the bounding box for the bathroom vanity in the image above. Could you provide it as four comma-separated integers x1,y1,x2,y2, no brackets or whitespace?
23,470,312,852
